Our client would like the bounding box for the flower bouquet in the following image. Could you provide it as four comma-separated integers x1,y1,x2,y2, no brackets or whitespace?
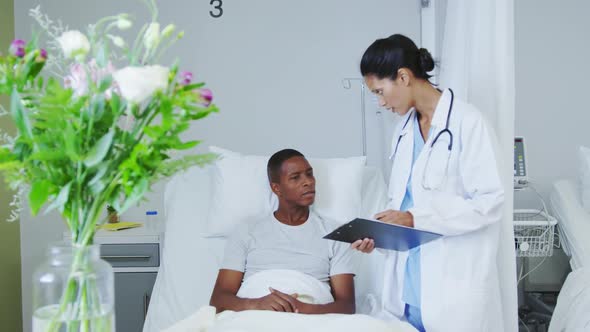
0,1,217,330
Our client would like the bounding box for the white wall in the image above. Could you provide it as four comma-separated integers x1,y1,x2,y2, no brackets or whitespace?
14,1,421,330
515,0,590,205
514,0,590,289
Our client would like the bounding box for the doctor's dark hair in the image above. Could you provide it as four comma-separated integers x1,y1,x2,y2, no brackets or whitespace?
360,34,435,81
267,149,305,184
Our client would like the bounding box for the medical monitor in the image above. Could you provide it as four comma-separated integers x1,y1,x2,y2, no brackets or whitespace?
514,137,528,188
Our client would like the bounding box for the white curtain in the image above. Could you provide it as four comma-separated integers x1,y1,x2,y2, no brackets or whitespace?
438,0,517,331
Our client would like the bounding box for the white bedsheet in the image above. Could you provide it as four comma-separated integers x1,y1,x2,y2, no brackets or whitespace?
162,305,417,332
549,268,590,331
549,180,590,270
237,269,334,305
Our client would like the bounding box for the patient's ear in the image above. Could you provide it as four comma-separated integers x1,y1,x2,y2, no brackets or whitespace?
270,182,282,197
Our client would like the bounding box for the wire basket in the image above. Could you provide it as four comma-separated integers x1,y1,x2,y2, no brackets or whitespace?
514,209,557,257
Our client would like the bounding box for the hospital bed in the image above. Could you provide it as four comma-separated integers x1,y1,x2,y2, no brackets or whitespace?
547,180,590,331
549,180,590,270
142,160,416,332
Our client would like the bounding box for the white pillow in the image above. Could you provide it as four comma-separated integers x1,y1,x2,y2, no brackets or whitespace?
205,146,366,237
206,146,276,237
307,156,366,222
578,146,590,212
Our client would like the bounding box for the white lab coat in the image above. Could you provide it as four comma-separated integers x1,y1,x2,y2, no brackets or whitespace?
380,89,505,331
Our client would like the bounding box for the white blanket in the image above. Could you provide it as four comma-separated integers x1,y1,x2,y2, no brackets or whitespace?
162,269,416,332
162,305,417,332
236,269,334,305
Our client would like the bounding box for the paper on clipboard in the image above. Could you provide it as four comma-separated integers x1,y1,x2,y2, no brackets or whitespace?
323,218,442,251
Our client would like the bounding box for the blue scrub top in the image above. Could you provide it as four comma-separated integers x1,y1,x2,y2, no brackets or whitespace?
400,114,430,331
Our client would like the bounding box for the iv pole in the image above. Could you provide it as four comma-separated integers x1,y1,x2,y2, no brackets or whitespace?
341,78,367,156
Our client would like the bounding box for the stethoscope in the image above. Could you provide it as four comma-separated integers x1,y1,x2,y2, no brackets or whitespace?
391,88,455,190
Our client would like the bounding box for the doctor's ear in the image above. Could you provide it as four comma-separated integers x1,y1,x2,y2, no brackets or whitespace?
397,68,411,87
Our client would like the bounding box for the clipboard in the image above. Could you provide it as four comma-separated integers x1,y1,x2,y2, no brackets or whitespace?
323,218,442,251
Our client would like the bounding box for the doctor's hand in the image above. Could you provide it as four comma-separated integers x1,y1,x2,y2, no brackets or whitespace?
374,210,414,228
351,238,375,253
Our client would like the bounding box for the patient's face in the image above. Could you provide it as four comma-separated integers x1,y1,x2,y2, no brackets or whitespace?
274,156,316,207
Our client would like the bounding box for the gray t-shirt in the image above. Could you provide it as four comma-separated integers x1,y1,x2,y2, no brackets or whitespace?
221,211,354,282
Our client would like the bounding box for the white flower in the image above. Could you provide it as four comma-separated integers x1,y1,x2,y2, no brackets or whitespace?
57,30,90,60
107,34,126,48
116,16,132,30
113,65,169,104
144,22,160,50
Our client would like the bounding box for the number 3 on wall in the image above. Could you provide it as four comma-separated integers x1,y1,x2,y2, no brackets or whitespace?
210,0,223,18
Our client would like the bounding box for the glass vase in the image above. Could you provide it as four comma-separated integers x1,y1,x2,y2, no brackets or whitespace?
33,244,115,332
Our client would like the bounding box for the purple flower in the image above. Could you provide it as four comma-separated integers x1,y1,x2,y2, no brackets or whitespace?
34,49,48,63
64,63,89,97
63,59,117,98
179,71,192,85
9,39,26,58
199,88,213,106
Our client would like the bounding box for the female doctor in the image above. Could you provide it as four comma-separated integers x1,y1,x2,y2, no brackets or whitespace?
352,34,505,332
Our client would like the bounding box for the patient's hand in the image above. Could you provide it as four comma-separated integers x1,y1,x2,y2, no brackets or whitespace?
270,277,355,315
351,238,375,253
268,288,305,313
251,287,299,312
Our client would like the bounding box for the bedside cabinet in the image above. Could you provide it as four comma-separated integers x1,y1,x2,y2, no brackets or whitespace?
64,224,163,332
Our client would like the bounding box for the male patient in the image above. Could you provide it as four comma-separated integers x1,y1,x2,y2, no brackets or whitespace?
209,149,355,314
